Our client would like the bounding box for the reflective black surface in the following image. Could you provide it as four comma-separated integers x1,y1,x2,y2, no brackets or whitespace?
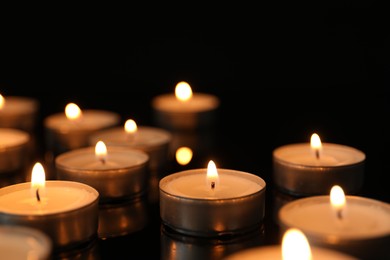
1,8,387,259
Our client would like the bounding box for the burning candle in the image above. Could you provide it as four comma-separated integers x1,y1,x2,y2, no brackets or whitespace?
55,141,150,201
44,102,120,156
278,185,390,259
0,162,99,250
159,160,266,237
272,133,365,195
0,128,30,173
0,94,39,132
0,225,52,260
225,228,357,259
89,119,171,173
151,81,220,130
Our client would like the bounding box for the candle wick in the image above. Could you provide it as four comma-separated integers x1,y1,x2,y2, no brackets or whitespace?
315,149,320,160
100,158,106,165
337,209,343,220
211,181,215,190
36,188,41,202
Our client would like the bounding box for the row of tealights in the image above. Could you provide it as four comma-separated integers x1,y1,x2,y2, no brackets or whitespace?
1,82,390,260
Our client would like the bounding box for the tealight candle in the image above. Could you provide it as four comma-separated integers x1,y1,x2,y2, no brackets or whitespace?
89,119,172,173
272,133,365,195
0,94,39,132
44,102,121,156
225,228,357,260
55,141,150,201
151,81,220,130
0,225,52,260
159,160,266,237
0,162,99,251
278,185,390,259
0,128,30,173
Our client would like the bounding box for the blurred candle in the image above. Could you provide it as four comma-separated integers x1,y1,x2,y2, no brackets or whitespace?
151,81,220,130
278,185,390,259
0,93,39,132
89,119,171,173
44,102,120,156
272,133,365,195
56,141,150,201
0,128,30,173
225,228,357,260
0,162,99,250
159,160,266,237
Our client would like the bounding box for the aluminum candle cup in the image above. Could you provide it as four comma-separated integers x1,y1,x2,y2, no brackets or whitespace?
0,95,39,132
0,180,99,251
273,143,365,196
151,93,220,131
0,128,30,174
44,109,120,155
55,146,150,201
159,168,266,237
278,195,390,259
89,125,172,173
0,225,52,260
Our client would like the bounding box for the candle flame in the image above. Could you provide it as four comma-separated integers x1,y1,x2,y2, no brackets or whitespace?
310,133,322,159
31,162,46,189
175,146,193,165
282,228,312,260
124,119,138,134
206,160,219,190
0,94,5,109
175,81,193,102
65,103,82,120
330,185,346,219
95,141,107,164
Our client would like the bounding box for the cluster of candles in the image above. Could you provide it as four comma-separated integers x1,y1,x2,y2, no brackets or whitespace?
0,82,389,259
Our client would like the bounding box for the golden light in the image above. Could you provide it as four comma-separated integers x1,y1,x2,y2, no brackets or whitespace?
95,141,107,164
206,160,219,190
31,162,46,190
175,146,193,165
310,133,322,159
65,103,82,120
124,119,138,134
0,94,4,109
330,185,346,219
175,81,193,102
282,228,312,260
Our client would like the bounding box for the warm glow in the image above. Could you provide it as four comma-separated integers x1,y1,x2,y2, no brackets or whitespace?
310,133,322,158
124,119,138,134
65,103,82,120
95,141,107,163
282,228,312,260
31,162,46,189
0,94,4,109
330,185,346,212
175,147,193,165
206,160,219,189
175,81,193,102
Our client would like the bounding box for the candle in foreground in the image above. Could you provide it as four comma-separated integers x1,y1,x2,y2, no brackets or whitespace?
44,102,121,156
225,228,357,260
159,160,266,237
0,225,52,260
278,185,390,259
0,94,39,132
0,162,99,250
89,119,171,173
151,81,220,130
0,128,30,173
272,133,365,195
56,141,150,201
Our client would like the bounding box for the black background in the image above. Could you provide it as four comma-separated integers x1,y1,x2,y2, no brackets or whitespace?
0,4,388,259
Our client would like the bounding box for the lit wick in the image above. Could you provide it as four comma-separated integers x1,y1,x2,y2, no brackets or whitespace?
36,188,41,202
336,209,343,220
211,181,215,190
315,149,320,160
99,158,106,165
